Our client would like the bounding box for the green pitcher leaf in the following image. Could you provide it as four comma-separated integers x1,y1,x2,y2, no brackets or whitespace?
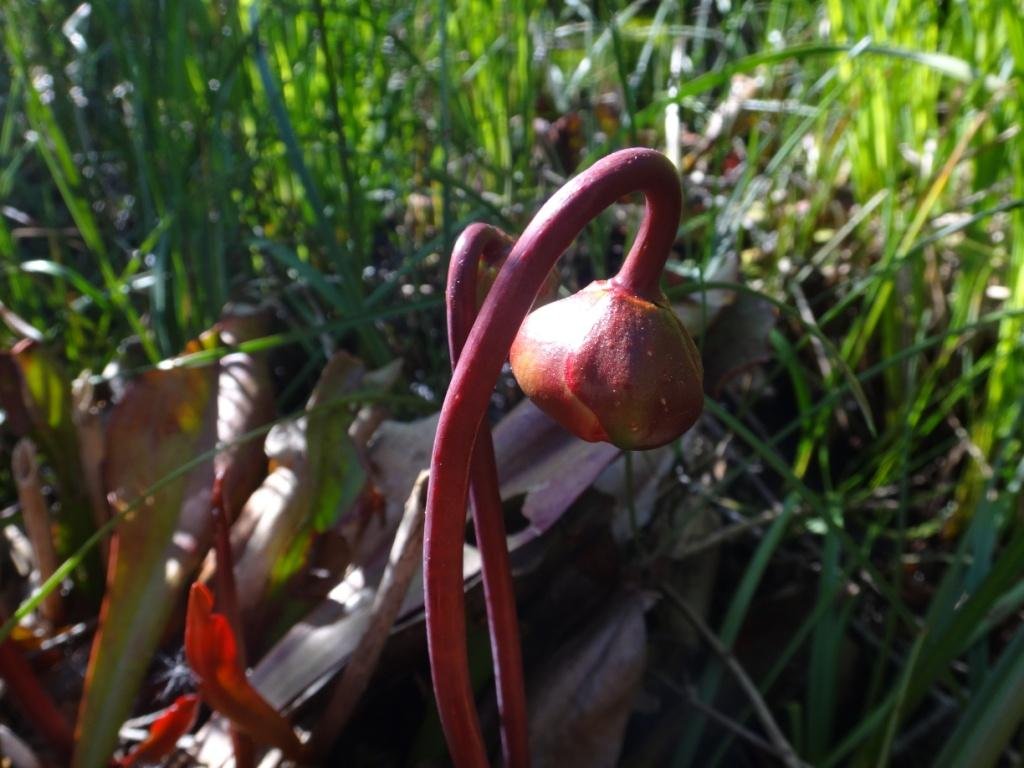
73,365,217,768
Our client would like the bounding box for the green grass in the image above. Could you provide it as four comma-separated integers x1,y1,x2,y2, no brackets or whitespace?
2,0,1024,764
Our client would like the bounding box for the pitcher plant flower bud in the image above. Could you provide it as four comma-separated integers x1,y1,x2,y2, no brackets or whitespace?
510,278,702,450
427,148,703,767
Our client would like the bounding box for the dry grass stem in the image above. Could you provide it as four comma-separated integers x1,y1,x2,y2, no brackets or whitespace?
307,469,429,760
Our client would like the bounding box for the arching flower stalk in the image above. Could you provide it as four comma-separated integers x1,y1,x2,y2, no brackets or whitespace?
429,148,704,766
445,223,528,768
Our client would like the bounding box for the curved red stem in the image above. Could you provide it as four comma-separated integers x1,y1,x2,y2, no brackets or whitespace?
446,223,529,768
426,148,681,766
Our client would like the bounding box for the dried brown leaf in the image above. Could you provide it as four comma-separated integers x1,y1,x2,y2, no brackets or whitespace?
215,307,276,519
493,398,620,535
701,292,777,396
528,591,648,768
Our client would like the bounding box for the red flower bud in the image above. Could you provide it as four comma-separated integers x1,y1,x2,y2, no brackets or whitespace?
510,278,703,450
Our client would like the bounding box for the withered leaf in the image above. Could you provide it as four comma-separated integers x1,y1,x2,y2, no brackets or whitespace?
528,591,648,768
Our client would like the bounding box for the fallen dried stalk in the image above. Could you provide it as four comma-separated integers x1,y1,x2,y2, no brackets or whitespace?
662,584,805,768
307,470,429,760
674,509,782,560
12,439,62,625
655,671,782,759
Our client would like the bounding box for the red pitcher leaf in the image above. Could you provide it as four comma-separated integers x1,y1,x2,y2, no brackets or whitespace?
194,460,432,763
118,694,199,768
73,365,217,768
185,583,307,760
193,307,276,608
